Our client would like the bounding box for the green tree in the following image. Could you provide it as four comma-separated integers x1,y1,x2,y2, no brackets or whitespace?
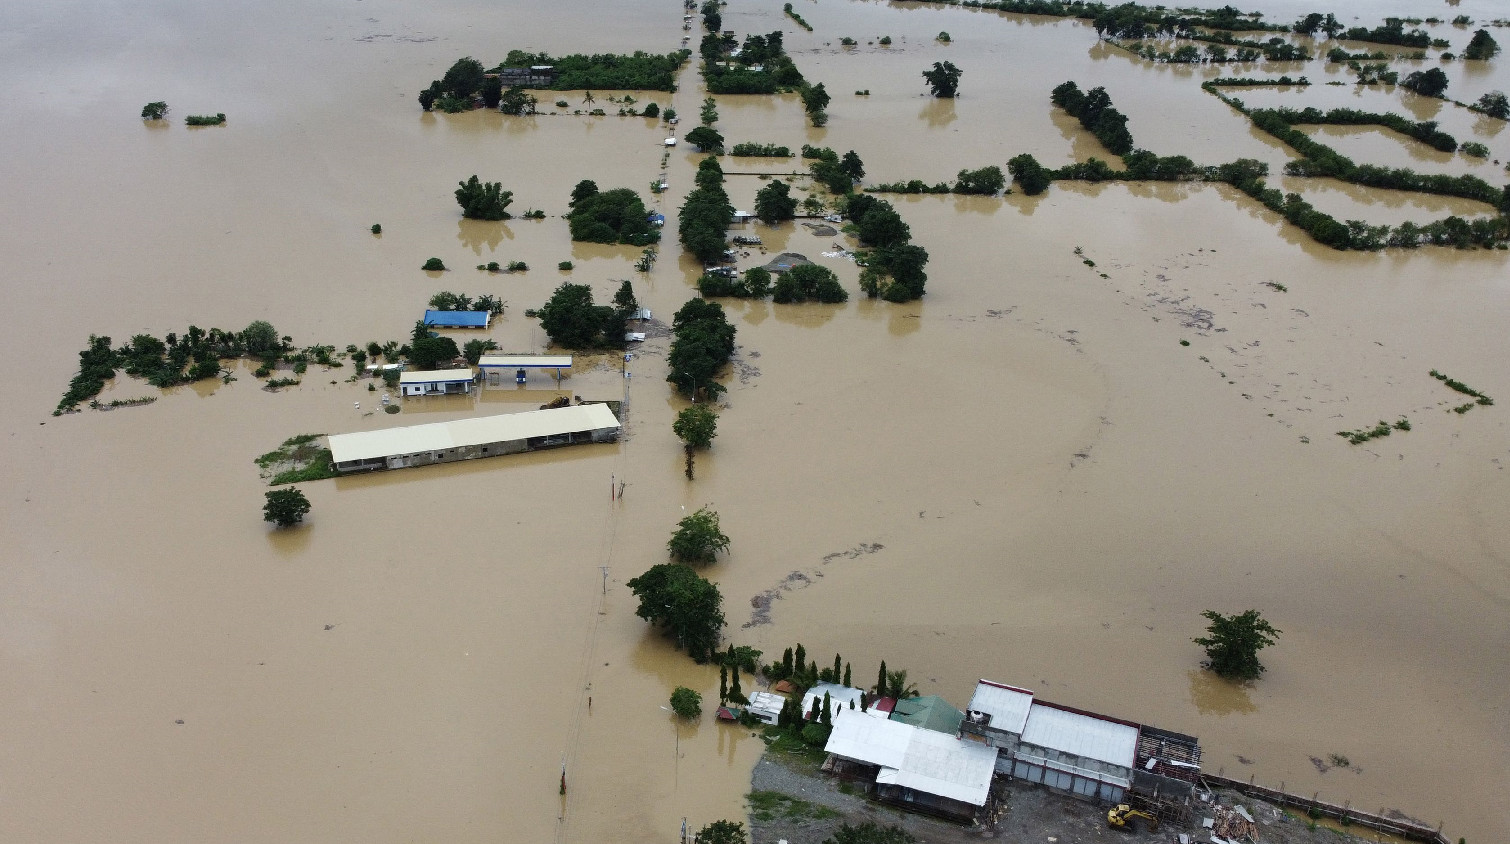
242,320,280,356
922,61,963,98
719,664,729,702
1193,609,1281,680
570,179,600,207
1403,67,1449,98
455,176,514,220
480,77,504,109
885,669,918,700
263,488,311,528
539,283,623,349
1007,153,1052,196
700,96,719,126
674,404,719,449
874,660,887,695
801,82,831,115
823,822,917,844
686,125,726,154
754,179,798,223
613,279,638,311
667,298,736,397
627,563,726,660
839,150,865,181
1475,91,1509,119
668,506,730,563
695,820,748,844
498,85,538,115
856,204,910,249
954,165,1006,195
670,686,703,719
141,101,168,120
408,335,460,370
568,187,656,245
643,102,661,118
1464,29,1500,60
772,264,848,304
440,57,486,100
463,338,498,365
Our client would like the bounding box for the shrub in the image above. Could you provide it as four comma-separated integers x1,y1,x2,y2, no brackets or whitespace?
141,101,168,120
185,113,226,126
370,223,381,234
879,36,892,45
423,257,446,271
937,31,951,42
558,261,573,271
1461,142,1490,158
455,175,514,220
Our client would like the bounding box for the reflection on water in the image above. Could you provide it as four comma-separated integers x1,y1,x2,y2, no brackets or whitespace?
1188,669,1259,716
457,219,511,254
265,523,313,557
919,97,957,128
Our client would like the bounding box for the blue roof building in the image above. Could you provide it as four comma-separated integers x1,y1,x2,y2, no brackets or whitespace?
423,309,491,329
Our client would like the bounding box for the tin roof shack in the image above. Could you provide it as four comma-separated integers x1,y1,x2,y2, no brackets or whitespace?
1130,725,1202,824
423,309,491,329
890,695,965,735
399,369,474,397
800,683,866,722
1012,701,1139,804
745,691,785,725
824,716,999,823
960,680,1035,764
328,403,620,473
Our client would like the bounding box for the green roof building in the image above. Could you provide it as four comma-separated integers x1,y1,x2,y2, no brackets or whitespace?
888,695,965,735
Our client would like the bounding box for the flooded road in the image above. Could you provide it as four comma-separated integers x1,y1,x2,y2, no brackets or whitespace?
2,1,1508,842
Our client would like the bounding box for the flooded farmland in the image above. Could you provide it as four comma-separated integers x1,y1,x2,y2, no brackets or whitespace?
2,1,1508,843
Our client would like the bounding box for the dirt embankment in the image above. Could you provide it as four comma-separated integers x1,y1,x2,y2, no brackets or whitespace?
749,752,1387,844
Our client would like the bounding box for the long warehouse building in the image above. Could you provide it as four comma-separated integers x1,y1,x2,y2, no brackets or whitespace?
328,403,620,473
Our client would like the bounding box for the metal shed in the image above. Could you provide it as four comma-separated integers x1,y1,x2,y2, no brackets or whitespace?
328,403,619,473
423,309,491,329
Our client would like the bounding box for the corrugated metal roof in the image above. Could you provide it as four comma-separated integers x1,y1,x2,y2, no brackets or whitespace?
889,695,964,735
328,404,619,464
967,680,1035,735
801,683,864,722
423,309,490,327
826,717,998,806
1020,702,1138,769
477,355,573,369
398,369,474,384
746,691,784,719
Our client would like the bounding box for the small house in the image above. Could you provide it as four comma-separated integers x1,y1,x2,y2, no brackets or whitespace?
399,369,474,397
745,691,785,725
824,715,999,823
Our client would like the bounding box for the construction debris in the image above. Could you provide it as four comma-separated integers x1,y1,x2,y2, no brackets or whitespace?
1211,804,1259,842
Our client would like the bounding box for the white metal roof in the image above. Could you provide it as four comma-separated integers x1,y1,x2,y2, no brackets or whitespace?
1019,703,1138,769
966,680,1035,735
825,716,998,806
746,691,784,718
801,683,866,722
477,355,572,368
398,369,473,384
328,404,619,464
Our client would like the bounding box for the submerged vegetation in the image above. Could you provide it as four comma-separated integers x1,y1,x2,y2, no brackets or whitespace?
566,180,658,246
184,113,226,126
1430,370,1494,410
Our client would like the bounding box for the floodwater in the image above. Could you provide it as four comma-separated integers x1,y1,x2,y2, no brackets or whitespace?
2,1,1508,843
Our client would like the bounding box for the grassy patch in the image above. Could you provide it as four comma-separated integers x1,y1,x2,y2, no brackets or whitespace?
1430,369,1493,410
1337,418,1409,445
747,790,839,824
257,434,338,485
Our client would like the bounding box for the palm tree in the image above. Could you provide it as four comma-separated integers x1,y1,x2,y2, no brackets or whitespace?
582,90,596,106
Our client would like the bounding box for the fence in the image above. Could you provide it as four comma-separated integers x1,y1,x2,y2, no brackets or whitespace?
1201,773,1452,844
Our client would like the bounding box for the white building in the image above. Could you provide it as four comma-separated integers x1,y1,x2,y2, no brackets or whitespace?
328,404,620,473
800,683,867,722
398,369,474,396
824,714,999,822
1012,701,1139,803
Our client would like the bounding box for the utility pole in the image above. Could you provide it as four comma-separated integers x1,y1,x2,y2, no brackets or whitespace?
599,565,609,595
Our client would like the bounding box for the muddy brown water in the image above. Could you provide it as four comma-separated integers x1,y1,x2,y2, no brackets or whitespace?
3,2,1508,842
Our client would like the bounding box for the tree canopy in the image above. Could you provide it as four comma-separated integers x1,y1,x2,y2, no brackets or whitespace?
1464,29,1499,61
1007,153,1052,196
823,822,916,844
455,176,513,220
679,159,734,264
1193,609,1281,680
954,165,1006,195
141,101,168,120
694,820,748,844
686,125,726,154
242,320,281,356
627,563,725,660
673,404,719,449
1402,67,1449,98
263,488,311,528
668,298,736,397
668,506,730,563
922,61,963,98
670,686,703,719
754,179,797,223
772,264,848,304
538,283,625,349
567,186,657,245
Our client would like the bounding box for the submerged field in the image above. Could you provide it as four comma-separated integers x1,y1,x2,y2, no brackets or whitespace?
2,1,1508,842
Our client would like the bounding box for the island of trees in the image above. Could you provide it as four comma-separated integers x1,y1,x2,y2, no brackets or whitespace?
419,52,690,111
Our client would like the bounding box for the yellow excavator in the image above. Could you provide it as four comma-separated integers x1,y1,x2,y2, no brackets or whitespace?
1107,804,1160,833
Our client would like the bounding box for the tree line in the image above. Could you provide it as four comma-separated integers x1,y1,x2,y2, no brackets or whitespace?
700,30,806,95
419,52,690,111
679,157,735,264
567,180,659,246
